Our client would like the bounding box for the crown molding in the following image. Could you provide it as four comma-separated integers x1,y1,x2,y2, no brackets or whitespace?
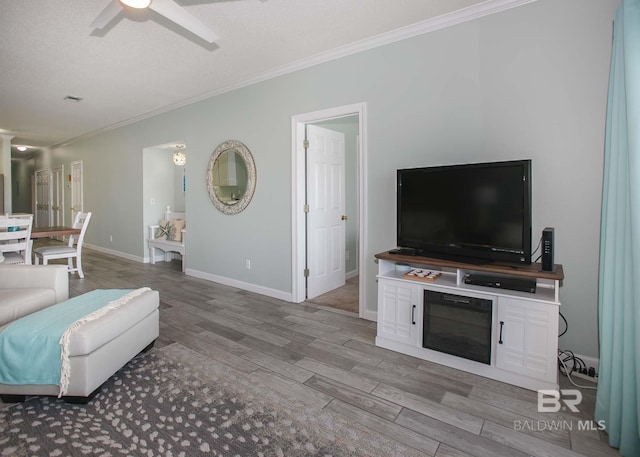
55,0,537,148
231,0,539,91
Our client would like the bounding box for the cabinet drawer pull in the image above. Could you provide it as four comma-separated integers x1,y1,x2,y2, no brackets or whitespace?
412,304,416,325
499,321,504,344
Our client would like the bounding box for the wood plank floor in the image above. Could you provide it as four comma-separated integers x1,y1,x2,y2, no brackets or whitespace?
5,245,620,457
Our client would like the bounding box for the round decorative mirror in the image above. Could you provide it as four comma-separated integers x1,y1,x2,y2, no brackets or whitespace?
207,140,256,215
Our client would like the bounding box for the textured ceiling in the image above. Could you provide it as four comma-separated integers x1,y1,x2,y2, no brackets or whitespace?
0,0,529,154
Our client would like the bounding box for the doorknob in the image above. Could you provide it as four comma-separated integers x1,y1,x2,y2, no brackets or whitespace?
341,215,348,221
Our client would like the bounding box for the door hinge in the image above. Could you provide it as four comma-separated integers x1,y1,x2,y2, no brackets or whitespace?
303,139,309,149
304,204,309,213
304,268,310,277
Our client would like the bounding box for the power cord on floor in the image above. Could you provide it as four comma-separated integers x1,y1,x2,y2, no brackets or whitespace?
557,349,597,390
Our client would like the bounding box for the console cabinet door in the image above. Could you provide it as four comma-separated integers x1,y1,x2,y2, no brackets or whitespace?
495,297,559,383
377,279,421,346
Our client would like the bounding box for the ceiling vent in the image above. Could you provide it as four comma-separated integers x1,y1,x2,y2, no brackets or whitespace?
64,95,83,103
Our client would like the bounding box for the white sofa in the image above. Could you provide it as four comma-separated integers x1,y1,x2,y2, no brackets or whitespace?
0,265,69,331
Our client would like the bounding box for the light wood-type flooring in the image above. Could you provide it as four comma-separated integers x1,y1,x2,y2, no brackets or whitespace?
3,244,619,457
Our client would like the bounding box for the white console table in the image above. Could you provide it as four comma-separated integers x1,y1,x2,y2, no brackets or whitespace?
375,251,564,391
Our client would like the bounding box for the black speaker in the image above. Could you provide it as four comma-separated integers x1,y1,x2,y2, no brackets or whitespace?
541,227,554,272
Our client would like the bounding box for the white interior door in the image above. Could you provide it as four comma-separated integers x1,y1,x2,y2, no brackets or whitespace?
71,161,83,223
51,165,64,226
34,169,52,228
306,124,346,299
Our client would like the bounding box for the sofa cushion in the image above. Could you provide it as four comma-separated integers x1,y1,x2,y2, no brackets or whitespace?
0,289,56,326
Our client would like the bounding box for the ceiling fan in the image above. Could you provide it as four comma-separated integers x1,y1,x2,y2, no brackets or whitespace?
91,0,222,44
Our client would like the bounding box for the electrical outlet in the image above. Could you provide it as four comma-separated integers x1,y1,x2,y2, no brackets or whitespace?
110,235,113,243
245,259,251,270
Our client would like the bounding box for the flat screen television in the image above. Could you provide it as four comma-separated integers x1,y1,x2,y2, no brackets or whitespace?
396,159,532,264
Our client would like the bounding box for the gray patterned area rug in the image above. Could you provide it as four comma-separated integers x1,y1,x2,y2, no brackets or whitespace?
0,343,421,457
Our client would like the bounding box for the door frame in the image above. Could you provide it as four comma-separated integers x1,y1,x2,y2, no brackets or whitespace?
291,102,371,320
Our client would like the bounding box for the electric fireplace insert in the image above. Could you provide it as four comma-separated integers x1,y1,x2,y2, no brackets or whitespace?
422,290,493,364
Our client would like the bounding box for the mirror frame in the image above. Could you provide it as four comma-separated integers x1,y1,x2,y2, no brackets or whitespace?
206,140,257,215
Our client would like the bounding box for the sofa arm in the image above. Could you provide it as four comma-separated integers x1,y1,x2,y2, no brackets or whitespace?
0,265,69,303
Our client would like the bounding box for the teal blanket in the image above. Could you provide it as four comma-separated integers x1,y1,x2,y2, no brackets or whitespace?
0,289,134,387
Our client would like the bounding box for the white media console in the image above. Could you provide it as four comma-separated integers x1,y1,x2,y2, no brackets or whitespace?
375,251,564,391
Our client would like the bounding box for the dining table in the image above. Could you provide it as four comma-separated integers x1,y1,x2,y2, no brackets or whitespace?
31,226,81,239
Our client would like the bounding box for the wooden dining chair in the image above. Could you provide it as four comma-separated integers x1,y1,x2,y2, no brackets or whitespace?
34,212,92,278
0,216,33,265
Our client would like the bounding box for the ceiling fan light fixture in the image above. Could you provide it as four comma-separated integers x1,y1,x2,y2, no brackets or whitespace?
120,0,151,9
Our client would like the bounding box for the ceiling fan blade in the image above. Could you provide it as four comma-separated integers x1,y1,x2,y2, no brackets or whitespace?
91,0,125,29
149,0,220,43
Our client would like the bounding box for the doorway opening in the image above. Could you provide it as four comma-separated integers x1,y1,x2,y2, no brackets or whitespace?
291,103,369,318
142,141,186,267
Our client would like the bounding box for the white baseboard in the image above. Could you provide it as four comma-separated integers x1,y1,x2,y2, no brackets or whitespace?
86,244,181,265
346,269,358,280
362,308,377,322
84,244,144,263
185,268,293,302
84,245,308,304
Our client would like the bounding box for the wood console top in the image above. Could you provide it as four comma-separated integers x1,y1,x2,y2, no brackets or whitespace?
375,251,564,281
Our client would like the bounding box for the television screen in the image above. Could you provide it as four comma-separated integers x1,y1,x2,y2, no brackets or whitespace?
397,160,531,264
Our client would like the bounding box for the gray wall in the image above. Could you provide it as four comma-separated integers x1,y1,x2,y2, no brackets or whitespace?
11,158,34,213
173,165,186,213
42,0,617,358
143,147,176,256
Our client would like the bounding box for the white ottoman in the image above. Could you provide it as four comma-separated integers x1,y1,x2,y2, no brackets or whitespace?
0,288,159,403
